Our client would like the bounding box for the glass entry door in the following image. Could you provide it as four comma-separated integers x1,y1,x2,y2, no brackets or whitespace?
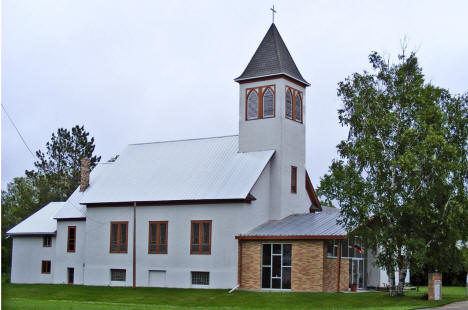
261,244,291,289
349,259,364,289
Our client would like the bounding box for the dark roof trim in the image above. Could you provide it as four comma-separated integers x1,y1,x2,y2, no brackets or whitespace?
85,196,256,208
236,234,346,240
55,217,86,222
306,171,322,212
236,74,309,88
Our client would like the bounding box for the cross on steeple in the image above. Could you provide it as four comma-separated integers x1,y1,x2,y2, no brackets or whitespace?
270,5,277,24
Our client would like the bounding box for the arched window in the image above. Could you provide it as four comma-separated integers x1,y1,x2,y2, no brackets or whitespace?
285,90,293,119
295,94,302,122
263,88,274,118
247,90,259,120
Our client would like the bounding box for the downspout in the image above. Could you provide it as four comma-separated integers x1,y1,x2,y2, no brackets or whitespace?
133,202,136,289
336,240,342,292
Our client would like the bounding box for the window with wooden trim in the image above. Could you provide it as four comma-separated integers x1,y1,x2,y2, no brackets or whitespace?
148,221,168,254
43,235,52,247
110,269,126,281
246,85,275,120
291,166,297,193
190,220,211,254
41,260,51,274
285,86,303,123
67,226,76,252
110,222,128,253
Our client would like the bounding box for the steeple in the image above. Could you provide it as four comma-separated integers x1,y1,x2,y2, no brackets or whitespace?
235,24,309,86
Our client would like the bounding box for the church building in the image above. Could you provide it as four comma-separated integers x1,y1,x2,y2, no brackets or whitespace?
7,23,400,291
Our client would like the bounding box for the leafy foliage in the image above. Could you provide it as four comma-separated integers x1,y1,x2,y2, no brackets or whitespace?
1,125,100,275
318,50,468,296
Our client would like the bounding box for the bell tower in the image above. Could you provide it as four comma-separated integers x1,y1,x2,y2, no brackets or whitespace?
235,23,311,219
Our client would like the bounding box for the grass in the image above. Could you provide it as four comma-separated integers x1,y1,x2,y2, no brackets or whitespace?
1,284,467,310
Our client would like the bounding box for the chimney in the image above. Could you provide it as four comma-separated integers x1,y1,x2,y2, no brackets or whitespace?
80,158,90,192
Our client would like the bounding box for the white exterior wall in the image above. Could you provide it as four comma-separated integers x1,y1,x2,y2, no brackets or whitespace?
83,163,271,288
54,220,86,284
11,235,56,283
238,78,310,220
366,250,410,288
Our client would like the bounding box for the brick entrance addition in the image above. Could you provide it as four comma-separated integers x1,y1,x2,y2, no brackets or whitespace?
238,240,349,292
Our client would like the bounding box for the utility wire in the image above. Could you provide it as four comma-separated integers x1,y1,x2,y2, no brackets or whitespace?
1,104,37,160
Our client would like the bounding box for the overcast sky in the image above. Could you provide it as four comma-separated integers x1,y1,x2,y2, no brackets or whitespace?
2,0,468,190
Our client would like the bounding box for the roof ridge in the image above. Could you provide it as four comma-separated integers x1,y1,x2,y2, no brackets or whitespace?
129,134,238,146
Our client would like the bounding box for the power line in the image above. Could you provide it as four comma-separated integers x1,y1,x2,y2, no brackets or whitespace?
1,104,37,160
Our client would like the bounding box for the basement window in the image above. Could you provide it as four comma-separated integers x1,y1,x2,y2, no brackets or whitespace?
111,269,126,281
191,271,209,285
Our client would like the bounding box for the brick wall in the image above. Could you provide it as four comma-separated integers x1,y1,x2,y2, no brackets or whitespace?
239,241,262,290
291,240,324,292
323,257,349,292
239,239,344,292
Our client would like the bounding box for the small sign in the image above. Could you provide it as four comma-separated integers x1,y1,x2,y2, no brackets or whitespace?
434,280,442,301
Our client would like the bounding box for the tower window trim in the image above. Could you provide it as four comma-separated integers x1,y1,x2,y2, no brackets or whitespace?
285,86,303,123
245,85,276,120
291,166,297,194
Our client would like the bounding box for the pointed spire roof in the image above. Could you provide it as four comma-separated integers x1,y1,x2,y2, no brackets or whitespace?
235,23,309,86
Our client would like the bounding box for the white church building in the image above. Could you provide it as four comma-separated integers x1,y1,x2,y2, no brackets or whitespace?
7,23,408,291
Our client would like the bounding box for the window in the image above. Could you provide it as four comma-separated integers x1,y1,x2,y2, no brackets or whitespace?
285,86,303,123
261,244,291,289
191,271,209,285
191,220,211,254
246,85,276,120
110,222,128,253
247,90,259,120
263,87,275,118
41,260,51,274
327,238,364,259
295,94,302,122
43,235,52,247
67,226,76,252
285,90,293,119
111,269,126,281
148,221,168,254
291,166,297,193
68,267,74,284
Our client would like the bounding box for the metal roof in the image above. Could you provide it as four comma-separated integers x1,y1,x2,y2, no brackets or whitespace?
7,202,64,235
81,135,274,204
241,207,346,237
235,23,309,86
54,162,113,219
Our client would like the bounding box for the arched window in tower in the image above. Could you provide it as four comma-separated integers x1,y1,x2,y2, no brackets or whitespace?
285,90,293,119
247,90,259,120
263,88,274,118
295,94,302,122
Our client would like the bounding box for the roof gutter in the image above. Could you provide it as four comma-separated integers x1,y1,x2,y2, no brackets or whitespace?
235,234,347,240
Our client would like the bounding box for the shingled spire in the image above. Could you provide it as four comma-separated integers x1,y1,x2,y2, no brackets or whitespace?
235,23,309,86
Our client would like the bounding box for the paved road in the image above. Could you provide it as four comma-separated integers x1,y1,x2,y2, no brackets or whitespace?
420,300,468,309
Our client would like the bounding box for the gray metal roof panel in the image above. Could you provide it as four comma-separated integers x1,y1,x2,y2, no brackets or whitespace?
80,135,274,204
7,202,64,235
235,23,309,86
242,207,346,237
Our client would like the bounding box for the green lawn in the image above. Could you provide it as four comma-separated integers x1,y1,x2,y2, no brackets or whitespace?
1,284,467,310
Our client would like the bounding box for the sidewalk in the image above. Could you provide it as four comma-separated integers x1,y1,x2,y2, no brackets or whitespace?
420,300,468,309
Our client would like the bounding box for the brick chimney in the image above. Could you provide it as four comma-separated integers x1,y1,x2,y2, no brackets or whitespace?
80,158,90,192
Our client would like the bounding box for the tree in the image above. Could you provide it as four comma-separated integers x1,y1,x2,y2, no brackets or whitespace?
317,50,468,296
26,125,101,203
2,125,101,275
